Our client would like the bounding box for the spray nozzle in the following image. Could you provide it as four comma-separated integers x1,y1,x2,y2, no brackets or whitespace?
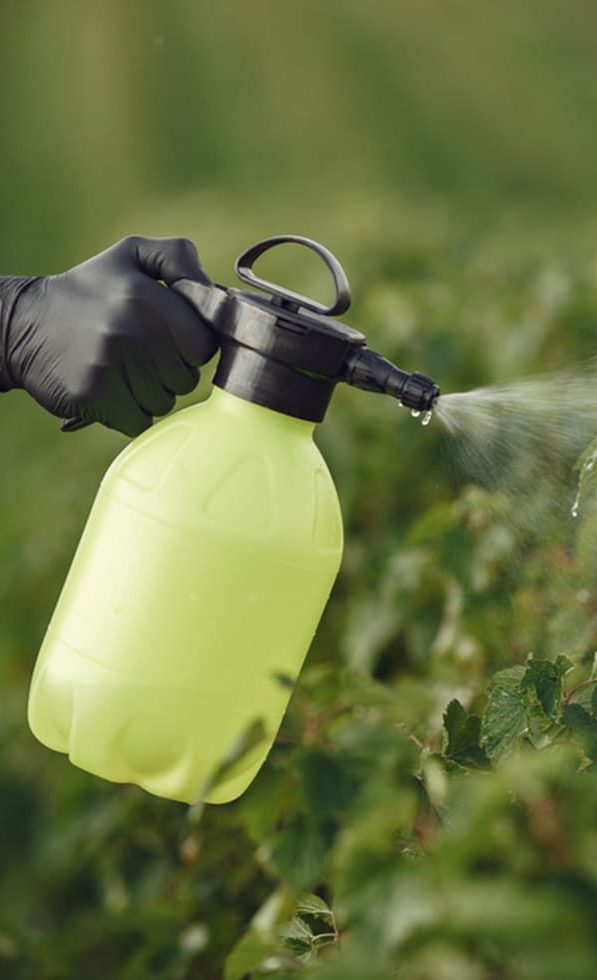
343,348,440,411
174,235,441,423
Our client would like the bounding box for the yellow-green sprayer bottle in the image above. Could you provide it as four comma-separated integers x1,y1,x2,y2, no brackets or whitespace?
27,235,440,805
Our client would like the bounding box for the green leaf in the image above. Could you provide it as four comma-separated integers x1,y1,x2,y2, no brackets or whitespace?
572,679,597,715
592,684,597,720
562,704,597,762
298,751,356,818
521,656,571,719
480,666,528,761
295,893,334,920
224,929,277,980
555,654,574,676
267,820,327,892
442,699,488,768
278,916,314,961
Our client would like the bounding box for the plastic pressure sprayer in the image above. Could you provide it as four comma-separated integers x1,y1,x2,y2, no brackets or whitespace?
27,235,440,805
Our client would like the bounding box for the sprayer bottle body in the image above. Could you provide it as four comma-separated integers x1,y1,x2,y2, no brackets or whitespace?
27,234,440,806
28,387,343,804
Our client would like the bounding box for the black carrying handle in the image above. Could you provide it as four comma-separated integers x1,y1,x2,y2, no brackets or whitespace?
235,235,351,316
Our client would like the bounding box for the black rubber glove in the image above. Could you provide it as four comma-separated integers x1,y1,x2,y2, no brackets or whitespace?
0,236,218,437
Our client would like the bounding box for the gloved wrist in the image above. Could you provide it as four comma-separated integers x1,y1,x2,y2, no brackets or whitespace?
0,275,43,391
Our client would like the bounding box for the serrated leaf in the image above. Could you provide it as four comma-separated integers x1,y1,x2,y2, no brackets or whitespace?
554,654,574,677
224,929,277,980
295,893,333,920
278,916,314,960
521,657,569,720
480,666,527,761
562,703,597,761
567,679,597,716
443,699,488,768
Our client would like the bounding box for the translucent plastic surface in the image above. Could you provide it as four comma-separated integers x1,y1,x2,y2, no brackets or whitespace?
28,388,343,803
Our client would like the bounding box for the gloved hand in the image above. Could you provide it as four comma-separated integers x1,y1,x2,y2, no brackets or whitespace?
0,236,218,437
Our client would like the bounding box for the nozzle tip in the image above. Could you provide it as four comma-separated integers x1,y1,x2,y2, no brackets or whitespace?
343,349,440,412
401,371,441,411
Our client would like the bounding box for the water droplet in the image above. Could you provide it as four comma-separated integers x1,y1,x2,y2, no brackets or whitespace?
410,409,421,418
571,499,579,518
422,410,433,427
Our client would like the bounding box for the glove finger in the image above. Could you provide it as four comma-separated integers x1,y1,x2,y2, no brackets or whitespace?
128,236,211,288
120,301,201,396
91,368,153,438
108,401,152,439
141,279,218,370
117,338,177,418
25,364,152,439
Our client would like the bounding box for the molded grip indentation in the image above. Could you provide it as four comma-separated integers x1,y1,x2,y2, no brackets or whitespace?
117,422,192,491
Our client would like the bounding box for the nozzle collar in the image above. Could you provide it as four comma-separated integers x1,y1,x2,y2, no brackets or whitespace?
213,288,366,422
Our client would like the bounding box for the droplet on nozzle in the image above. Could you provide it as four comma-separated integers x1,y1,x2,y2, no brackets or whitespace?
411,409,421,418
422,410,433,426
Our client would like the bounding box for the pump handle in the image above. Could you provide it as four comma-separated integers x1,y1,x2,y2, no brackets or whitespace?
235,235,351,317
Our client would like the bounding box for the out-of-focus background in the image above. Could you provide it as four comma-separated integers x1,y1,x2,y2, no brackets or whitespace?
2,2,597,978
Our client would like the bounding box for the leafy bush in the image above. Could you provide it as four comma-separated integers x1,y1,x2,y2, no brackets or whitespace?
223,655,597,979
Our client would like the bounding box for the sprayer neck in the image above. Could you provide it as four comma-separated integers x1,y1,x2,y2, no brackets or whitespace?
213,342,337,423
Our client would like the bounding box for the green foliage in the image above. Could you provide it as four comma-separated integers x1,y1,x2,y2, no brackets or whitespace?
4,3,597,978
480,667,528,762
480,659,578,763
443,699,487,769
217,651,597,979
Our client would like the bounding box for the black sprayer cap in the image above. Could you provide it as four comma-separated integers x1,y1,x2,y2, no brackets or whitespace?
174,235,441,423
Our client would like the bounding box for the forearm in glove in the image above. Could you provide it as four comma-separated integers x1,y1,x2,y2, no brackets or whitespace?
0,235,218,437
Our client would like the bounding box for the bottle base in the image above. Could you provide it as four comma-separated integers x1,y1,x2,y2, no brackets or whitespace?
28,632,273,805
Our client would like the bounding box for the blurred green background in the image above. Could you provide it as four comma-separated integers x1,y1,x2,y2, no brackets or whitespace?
2,2,597,978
